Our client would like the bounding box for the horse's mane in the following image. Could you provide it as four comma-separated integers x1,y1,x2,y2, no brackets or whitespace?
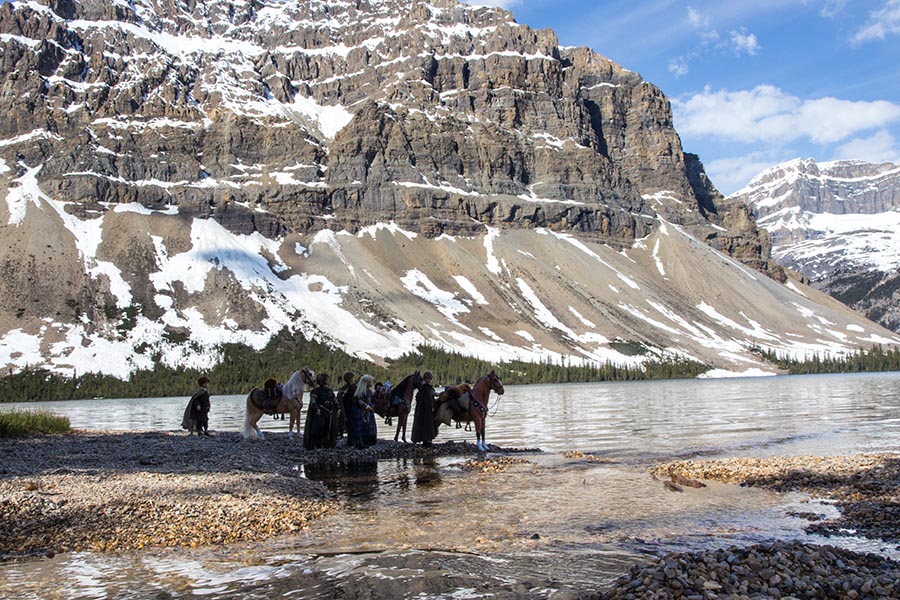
393,373,414,396
282,369,308,401
392,371,422,398
285,370,304,388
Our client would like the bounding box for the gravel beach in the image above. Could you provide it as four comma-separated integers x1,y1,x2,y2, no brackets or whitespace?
595,453,900,599
5,431,900,599
0,429,494,561
652,453,900,544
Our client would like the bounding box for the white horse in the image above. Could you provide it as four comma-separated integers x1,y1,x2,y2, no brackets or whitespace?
241,368,315,440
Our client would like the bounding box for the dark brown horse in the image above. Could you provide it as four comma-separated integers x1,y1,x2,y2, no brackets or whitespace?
435,371,504,451
373,371,424,443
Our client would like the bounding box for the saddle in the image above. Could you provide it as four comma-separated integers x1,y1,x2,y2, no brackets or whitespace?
250,387,282,413
450,392,470,414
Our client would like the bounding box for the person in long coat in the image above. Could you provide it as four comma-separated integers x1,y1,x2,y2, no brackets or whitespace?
304,373,340,449
182,376,211,436
411,370,437,446
348,374,377,448
336,371,356,442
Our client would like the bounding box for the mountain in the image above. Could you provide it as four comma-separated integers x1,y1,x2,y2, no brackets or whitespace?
733,158,900,332
0,0,897,381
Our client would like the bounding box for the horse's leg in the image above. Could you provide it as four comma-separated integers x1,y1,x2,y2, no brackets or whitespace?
474,413,485,451
245,409,263,440
255,408,265,440
397,411,407,443
242,402,257,440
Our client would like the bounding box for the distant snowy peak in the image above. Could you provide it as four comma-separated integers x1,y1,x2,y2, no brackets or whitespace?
733,158,900,332
735,158,900,217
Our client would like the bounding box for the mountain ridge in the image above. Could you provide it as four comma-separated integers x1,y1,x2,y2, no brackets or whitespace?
0,0,896,380
733,157,900,332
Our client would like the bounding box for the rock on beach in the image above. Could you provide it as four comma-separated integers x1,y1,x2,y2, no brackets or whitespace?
598,454,900,599
596,540,900,600
0,429,499,561
652,453,900,543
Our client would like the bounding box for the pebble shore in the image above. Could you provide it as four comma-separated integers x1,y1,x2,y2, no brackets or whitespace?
0,429,495,561
596,540,900,600
5,432,900,599
652,453,900,543
594,453,900,599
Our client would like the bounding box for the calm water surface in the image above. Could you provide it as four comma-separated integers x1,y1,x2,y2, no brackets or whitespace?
2,372,899,598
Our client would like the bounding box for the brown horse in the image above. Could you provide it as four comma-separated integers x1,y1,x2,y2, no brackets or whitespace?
373,371,424,443
435,370,504,451
241,368,316,440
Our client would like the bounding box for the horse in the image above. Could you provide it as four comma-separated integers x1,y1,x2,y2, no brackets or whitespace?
435,370,504,451
373,370,424,443
241,368,316,440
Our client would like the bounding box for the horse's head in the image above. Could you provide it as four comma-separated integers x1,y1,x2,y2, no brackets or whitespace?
411,370,425,389
488,370,504,396
301,368,316,387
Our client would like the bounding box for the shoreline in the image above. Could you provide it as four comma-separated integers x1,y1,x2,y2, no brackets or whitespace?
651,453,900,545
595,453,900,599
0,429,512,561
4,432,900,597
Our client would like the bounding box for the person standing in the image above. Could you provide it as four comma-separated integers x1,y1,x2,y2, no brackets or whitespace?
411,370,437,446
304,373,340,449
183,377,211,436
348,374,377,448
336,371,356,442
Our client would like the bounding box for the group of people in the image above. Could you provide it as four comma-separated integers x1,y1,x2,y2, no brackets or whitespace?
181,370,439,448
302,370,438,449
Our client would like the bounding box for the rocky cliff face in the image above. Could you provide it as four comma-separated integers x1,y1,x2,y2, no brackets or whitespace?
0,0,891,378
0,0,772,249
733,158,900,331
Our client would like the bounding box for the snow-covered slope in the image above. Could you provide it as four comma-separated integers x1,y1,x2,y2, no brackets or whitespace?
0,0,897,379
0,175,895,379
733,158,900,332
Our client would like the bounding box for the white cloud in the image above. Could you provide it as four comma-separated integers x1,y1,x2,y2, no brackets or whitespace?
673,85,900,145
832,129,900,163
687,6,711,29
668,57,689,77
729,28,760,55
852,0,900,43
818,0,848,18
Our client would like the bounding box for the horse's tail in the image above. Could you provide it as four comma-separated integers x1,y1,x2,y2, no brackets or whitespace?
241,390,259,440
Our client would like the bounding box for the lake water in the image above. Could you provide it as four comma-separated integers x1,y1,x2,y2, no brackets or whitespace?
2,372,900,598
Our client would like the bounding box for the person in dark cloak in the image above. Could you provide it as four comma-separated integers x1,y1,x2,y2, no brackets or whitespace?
304,373,340,449
411,370,437,446
182,376,211,436
348,374,377,448
336,371,356,442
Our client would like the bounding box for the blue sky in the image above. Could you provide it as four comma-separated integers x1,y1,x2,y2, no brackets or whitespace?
467,0,900,195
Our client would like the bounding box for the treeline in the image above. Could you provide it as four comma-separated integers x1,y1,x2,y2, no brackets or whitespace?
0,330,707,402
755,344,900,375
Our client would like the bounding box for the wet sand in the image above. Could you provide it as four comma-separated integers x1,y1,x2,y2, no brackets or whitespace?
0,429,498,561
